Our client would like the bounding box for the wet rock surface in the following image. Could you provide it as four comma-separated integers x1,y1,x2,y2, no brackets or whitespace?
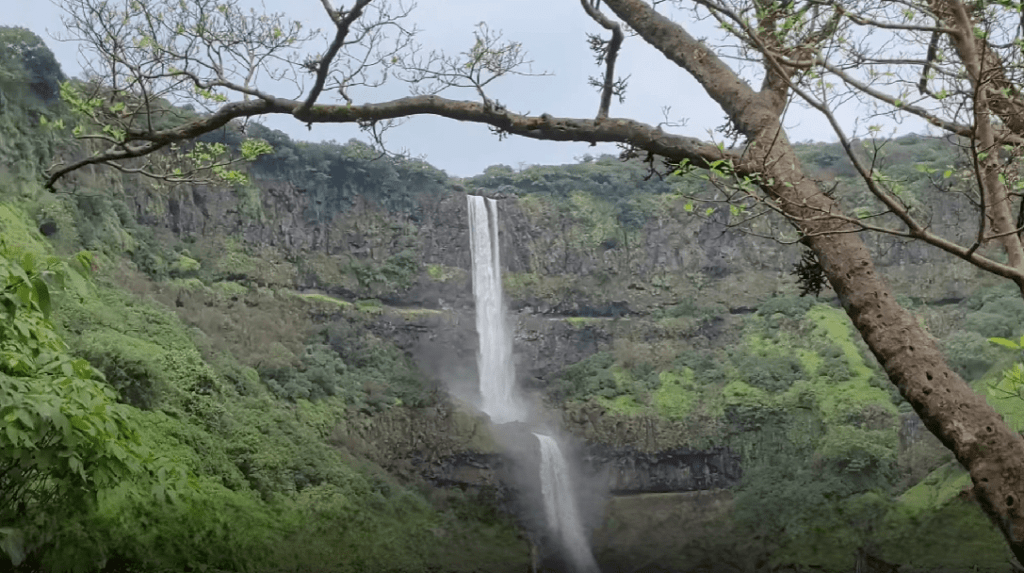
584,445,741,494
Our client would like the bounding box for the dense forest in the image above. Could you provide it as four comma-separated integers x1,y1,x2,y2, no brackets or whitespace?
2,26,1023,572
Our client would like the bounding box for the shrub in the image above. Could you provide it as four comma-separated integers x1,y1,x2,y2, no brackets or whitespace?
0,246,166,568
964,311,1019,339
168,253,201,277
661,298,728,321
265,343,348,401
942,330,1002,381
75,331,167,409
653,368,698,420
554,352,618,402
733,352,805,392
722,380,781,430
816,425,897,479
756,295,815,318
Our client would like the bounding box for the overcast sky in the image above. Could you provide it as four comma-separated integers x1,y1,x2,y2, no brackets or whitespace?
7,0,919,178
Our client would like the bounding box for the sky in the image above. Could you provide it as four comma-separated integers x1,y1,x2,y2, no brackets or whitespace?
5,0,916,178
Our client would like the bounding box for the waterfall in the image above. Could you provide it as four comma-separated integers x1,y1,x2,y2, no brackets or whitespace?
535,433,600,573
467,195,599,573
467,195,526,424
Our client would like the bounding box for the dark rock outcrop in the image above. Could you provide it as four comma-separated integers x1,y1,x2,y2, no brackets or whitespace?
585,446,741,494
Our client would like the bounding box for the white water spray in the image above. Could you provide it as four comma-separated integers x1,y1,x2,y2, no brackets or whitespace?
467,195,599,572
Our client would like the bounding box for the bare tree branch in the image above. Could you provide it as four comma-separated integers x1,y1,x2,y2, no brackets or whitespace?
299,0,375,114
580,0,627,119
47,94,738,189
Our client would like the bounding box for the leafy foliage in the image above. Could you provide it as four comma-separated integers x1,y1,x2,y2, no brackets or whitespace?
756,294,816,317
0,246,160,567
0,52,523,570
245,127,450,214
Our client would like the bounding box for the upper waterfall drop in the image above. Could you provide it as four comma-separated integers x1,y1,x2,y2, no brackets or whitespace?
467,195,527,424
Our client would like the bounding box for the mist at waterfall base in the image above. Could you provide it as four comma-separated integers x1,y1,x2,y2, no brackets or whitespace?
466,195,602,573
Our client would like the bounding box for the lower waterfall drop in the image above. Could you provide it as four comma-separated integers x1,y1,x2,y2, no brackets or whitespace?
534,433,599,573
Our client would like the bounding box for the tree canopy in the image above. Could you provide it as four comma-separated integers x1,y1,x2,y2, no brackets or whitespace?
0,27,65,105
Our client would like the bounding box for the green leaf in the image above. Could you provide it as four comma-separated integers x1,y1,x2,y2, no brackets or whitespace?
75,251,94,275
32,277,50,319
241,138,273,160
0,528,26,566
14,409,34,430
70,416,91,433
20,252,35,274
4,423,23,446
989,337,1021,350
66,271,89,300
67,454,85,479
15,283,31,308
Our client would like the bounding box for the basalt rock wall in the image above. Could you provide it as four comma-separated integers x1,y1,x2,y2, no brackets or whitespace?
118,154,970,500
134,168,980,314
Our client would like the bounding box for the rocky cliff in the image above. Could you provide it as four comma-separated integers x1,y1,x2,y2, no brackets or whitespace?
113,139,977,477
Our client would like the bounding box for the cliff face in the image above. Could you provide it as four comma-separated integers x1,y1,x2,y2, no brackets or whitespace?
129,164,979,398
121,153,967,471
121,171,753,487
585,446,741,494
134,160,980,313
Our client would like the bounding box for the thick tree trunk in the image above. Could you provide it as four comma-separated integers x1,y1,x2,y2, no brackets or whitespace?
754,141,1024,564
817,203,1024,564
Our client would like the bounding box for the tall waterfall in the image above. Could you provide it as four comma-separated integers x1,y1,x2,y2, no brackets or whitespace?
535,433,600,573
467,195,598,573
467,195,526,424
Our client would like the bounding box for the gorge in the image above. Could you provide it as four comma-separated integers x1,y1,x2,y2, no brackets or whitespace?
2,28,1024,572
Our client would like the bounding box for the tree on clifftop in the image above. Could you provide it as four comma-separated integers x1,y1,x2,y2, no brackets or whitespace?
0,26,66,104
42,0,1024,562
